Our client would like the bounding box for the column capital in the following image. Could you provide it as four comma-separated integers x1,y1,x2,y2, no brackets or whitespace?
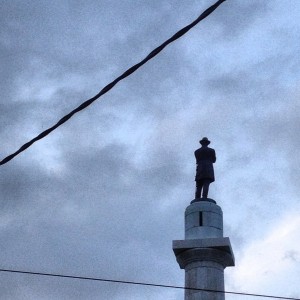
175,247,234,269
173,237,235,269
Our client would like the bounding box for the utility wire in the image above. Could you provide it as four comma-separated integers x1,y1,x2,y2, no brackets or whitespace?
0,0,226,166
0,268,299,299
2,2,295,298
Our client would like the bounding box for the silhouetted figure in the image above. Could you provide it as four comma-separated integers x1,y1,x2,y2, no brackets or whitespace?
194,137,216,199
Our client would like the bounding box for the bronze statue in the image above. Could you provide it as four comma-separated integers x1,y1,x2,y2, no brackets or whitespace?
194,137,216,199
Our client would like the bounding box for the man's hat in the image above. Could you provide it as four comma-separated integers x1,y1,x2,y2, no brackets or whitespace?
200,137,210,145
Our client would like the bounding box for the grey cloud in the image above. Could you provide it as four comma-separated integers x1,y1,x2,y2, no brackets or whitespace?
0,141,186,299
1,0,300,299
211,0,270,39
283,250,299,262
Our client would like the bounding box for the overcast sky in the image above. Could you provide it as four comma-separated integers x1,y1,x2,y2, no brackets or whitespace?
1,0,300,299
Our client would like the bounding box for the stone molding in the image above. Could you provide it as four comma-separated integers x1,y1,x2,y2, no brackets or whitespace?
175,247,234,269
173,237,234,258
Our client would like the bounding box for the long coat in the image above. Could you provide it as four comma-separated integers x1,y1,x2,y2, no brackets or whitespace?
194,146,216,182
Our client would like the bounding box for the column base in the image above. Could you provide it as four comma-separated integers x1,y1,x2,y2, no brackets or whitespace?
191,198,216,204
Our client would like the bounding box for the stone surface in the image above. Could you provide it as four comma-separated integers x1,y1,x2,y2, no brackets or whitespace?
191,198,216,204
185,260,225,300
173,237,235,266
174,247,235,269
173,199,235,300
185,201,222,215
185,201,223,239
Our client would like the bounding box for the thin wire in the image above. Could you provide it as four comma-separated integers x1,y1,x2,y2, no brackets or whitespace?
0,268,298,299
0,0,226,166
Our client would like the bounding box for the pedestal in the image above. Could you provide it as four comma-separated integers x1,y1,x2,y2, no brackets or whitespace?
173,199,234,300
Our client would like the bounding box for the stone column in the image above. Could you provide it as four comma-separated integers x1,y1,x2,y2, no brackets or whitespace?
173,199,234,300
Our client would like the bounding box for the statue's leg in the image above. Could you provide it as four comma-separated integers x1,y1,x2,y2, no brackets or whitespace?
202,180,210,198
195,181,202,199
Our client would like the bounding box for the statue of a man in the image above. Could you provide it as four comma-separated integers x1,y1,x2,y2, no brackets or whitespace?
194,137,216,199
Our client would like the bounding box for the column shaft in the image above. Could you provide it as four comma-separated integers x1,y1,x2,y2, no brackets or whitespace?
185,261,224,300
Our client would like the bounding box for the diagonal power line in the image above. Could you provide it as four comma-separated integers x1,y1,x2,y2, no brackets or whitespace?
0,268,299,300
0,0,226,166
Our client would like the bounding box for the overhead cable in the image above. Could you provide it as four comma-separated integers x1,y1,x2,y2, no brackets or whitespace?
0,0,226,166
0,268,299,299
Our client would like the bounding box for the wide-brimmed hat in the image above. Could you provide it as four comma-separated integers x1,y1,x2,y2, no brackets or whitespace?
200,137,210,145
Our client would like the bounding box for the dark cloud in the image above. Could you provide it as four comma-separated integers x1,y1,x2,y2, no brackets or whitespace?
0,140,186,298
1,0,300,299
